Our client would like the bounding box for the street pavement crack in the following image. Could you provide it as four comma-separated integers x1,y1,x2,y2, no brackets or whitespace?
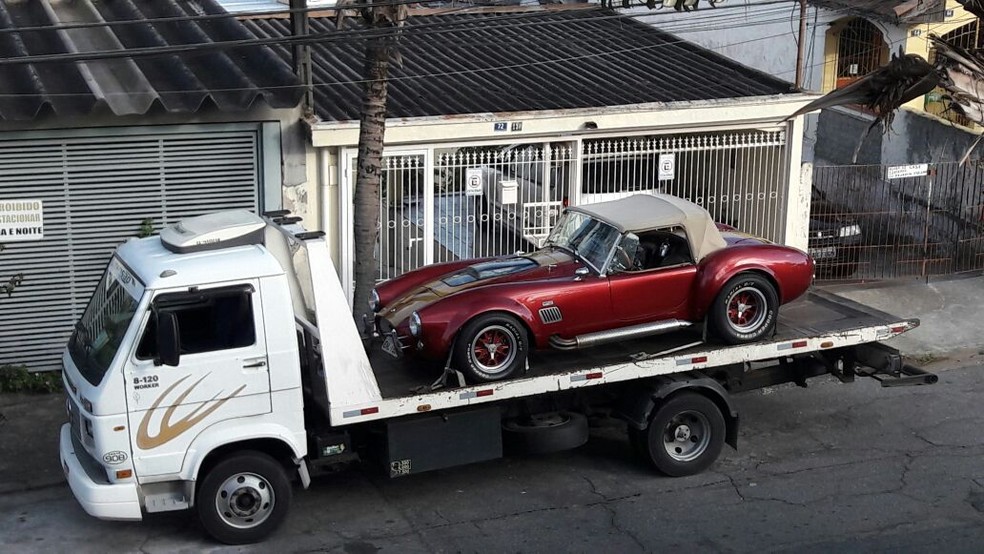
726,474,746,502
583,477,646,551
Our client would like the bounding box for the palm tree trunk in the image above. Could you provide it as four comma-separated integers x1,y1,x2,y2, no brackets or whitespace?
352,35,389,328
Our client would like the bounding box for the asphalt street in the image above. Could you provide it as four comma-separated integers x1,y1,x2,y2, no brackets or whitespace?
2,363,983,553
3,276,983,552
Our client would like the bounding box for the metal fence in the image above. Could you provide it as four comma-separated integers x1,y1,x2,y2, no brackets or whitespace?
370,128,790,283
811,162,984,281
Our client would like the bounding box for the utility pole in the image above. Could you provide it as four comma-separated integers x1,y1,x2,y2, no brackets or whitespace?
290,0,313,110
795,0,808,89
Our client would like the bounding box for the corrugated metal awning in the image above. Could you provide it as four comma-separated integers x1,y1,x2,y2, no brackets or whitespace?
0,0,303,121
242,8,797,123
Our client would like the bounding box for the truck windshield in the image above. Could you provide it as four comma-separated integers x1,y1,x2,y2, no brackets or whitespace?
69,257,144,386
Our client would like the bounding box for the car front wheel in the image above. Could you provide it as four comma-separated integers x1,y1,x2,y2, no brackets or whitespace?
710,273,778,344
453,313,529,383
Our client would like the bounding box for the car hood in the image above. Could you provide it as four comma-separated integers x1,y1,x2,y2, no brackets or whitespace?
380,248,578,326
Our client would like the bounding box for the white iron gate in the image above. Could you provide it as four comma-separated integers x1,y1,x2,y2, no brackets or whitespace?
579,130,789,242
343,128,790,291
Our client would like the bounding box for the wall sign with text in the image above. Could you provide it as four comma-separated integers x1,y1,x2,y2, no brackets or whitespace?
0,200,44,241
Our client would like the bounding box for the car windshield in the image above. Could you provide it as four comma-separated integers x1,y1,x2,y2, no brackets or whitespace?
69,257,144,386
545,211,620,273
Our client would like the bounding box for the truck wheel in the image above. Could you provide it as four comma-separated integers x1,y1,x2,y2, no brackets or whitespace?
453,313,529,383
503,411,589,455
197,451,291,545
711,273,778,344
634,393,725,477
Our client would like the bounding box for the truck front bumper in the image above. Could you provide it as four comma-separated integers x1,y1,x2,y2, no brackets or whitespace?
59,424,142,521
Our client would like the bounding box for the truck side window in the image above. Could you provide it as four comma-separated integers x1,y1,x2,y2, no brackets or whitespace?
137,287,255,360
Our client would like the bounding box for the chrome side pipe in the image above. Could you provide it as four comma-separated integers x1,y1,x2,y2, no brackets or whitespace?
549,319,693,350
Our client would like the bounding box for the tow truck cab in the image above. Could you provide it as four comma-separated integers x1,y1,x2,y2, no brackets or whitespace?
60,210,308,526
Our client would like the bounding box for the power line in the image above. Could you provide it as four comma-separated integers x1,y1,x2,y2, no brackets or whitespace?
0,2,973,99
0,5,809,66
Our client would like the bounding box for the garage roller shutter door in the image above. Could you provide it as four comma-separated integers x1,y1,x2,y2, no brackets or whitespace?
0,129,261,372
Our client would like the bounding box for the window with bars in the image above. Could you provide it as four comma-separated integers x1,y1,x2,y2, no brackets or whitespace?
835,18,888,90
926,20,982,128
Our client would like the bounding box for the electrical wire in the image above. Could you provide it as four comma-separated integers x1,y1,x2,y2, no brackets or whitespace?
0,2,973,98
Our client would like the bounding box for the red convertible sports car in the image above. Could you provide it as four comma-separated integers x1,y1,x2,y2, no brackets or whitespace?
371,194,814,383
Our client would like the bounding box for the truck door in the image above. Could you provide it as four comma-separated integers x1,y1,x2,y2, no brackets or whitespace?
124,282,272,477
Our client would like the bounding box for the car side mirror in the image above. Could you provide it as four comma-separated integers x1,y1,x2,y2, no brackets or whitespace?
155,311,180,367
574,267,590,281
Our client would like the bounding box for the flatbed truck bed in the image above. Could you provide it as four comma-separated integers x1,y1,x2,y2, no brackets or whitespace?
325,288,920,425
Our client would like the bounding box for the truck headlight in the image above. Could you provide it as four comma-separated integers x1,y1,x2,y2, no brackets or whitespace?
369,289,380,312
838,224,861,238
409,312,422,337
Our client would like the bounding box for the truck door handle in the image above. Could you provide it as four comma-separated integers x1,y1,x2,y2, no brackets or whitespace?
243,359,267,369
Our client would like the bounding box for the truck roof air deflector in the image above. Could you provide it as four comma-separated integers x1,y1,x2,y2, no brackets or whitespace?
160,210,265,254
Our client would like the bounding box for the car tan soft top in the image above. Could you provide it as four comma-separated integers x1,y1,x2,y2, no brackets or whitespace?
568,194,727,262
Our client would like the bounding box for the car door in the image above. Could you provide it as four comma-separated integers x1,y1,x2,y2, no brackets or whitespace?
124,282,272,477
607,231,698,323
608,266,697,323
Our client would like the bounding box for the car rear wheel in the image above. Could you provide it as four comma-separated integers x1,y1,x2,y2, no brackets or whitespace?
453,313,529,383
710,273,778,344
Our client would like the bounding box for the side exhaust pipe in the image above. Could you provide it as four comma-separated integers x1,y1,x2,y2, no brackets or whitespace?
550,319,693,350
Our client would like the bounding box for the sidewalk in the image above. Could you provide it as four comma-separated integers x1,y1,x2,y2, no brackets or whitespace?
820,274,984,366
1,275,982,496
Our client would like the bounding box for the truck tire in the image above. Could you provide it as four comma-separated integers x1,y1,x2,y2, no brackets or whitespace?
710,273,778,344
502,411,589,455
633,392,725,477
197,451,292,545
453,313,529,383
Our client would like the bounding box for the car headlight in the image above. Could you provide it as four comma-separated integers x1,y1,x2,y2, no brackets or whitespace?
409,312,422,337
838,224,861,238
369,289,380,312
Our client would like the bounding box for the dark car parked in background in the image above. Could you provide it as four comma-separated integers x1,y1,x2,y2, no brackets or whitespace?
809,186,862,278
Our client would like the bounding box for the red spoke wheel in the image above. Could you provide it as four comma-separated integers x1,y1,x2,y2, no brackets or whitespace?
710,273,778,345
453,313,529,383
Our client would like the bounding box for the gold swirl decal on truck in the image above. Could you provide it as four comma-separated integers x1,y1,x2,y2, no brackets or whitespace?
136,374,246,450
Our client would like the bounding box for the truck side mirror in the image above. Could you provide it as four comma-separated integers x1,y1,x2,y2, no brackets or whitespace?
156,311,180,367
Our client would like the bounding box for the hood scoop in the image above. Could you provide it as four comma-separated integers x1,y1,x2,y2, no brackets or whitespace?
441,257,538,287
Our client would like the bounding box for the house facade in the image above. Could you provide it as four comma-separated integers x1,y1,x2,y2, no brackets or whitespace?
629,0,982,164
0,0,305,371
244,7,816,301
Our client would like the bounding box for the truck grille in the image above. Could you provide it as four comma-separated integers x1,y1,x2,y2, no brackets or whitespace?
539,307,563,324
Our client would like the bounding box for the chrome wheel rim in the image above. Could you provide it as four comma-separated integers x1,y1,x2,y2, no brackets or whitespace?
726,286,767,333
662,410,711,462
214,472,275,530
469,325,517,375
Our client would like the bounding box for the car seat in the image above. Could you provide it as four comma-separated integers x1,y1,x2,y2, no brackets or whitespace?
635,241,660,270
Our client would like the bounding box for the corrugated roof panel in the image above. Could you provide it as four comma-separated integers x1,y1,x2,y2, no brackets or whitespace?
809,0,945,23
0,0,302,121
242,8,796,123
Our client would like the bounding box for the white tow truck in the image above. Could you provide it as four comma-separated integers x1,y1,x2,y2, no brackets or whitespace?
59,210,935,544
